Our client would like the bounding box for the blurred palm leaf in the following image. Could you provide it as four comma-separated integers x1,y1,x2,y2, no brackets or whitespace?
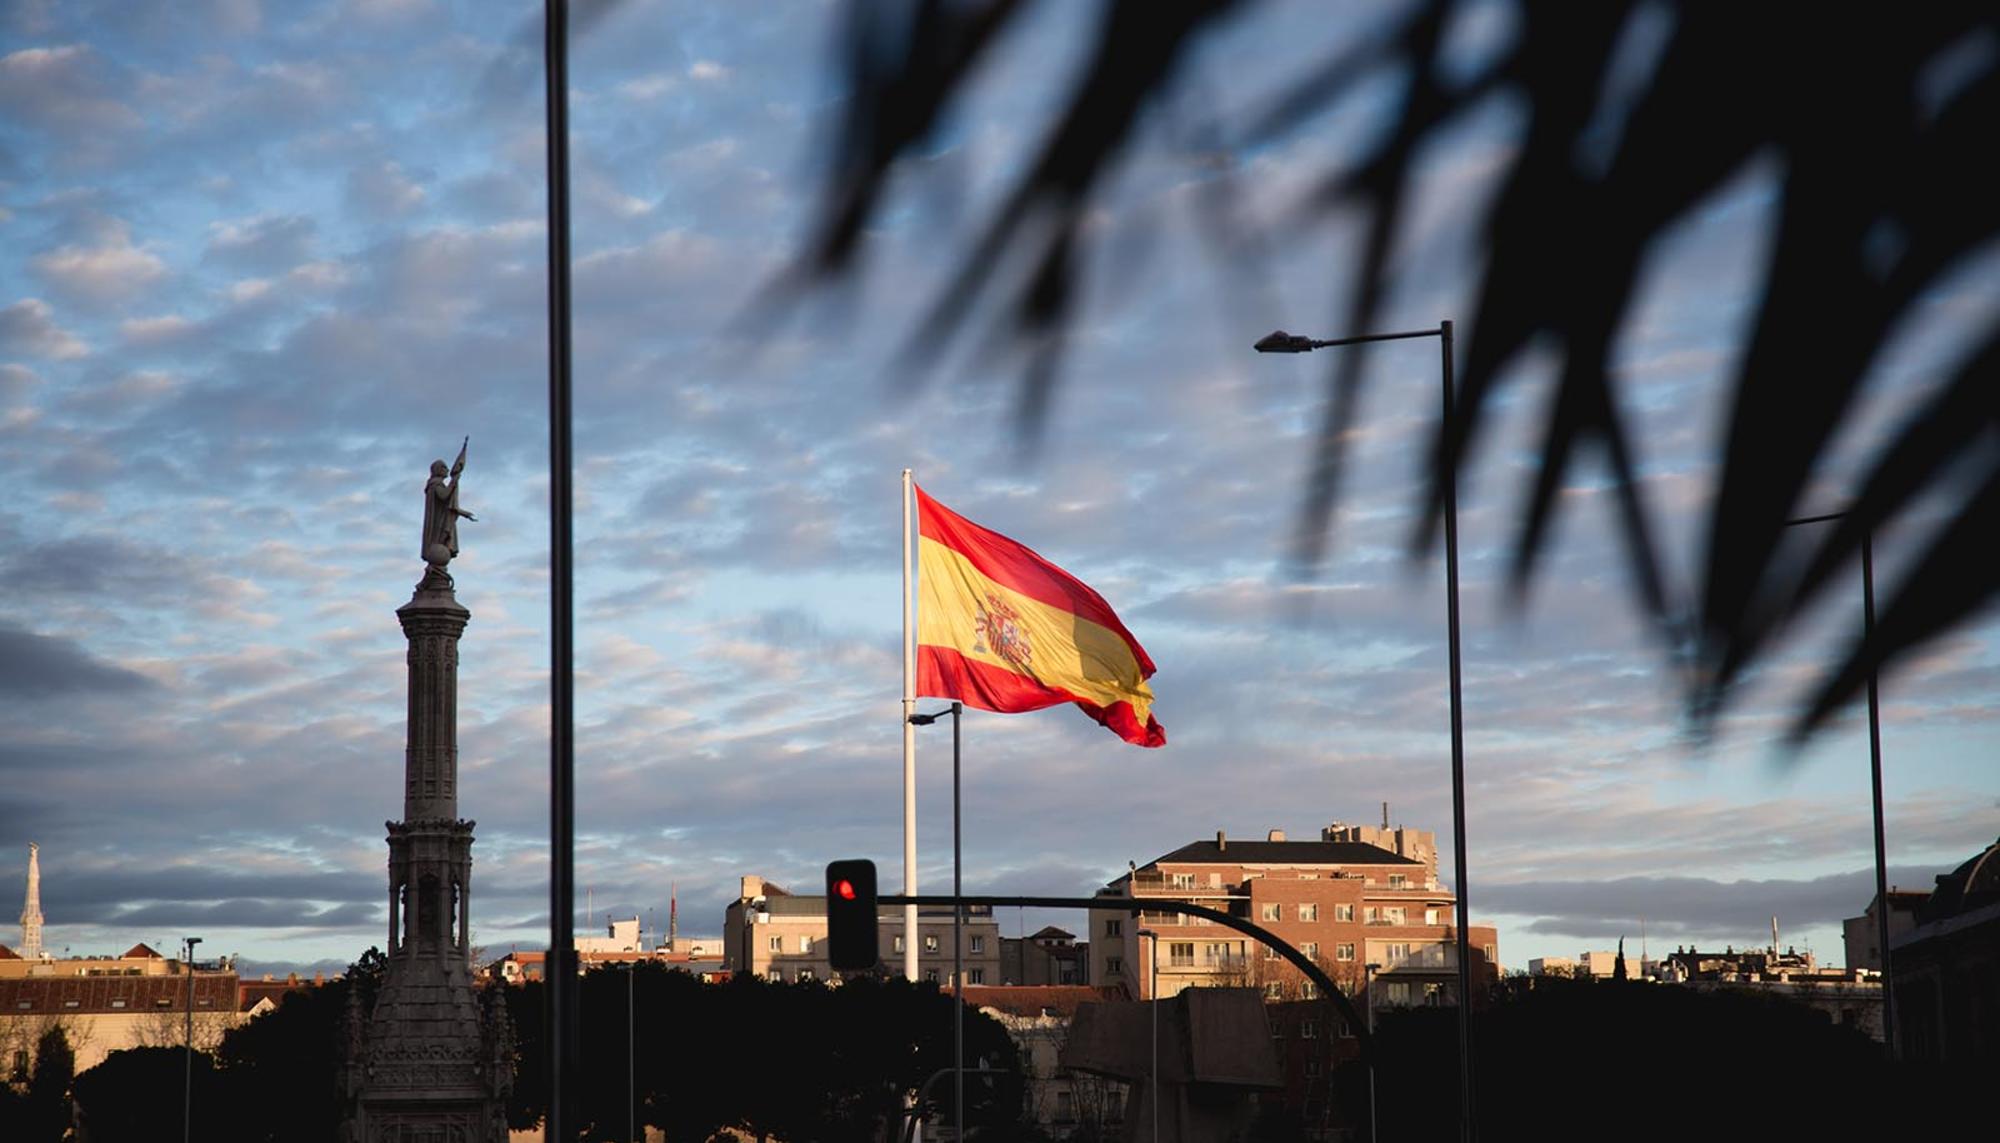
792,0,2000,740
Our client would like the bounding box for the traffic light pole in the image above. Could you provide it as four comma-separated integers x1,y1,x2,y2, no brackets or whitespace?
881,893,1374,1061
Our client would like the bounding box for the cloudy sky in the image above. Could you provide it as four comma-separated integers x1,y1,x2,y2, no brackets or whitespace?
2,0,1995,977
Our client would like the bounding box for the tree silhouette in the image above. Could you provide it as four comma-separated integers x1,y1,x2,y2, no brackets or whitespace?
791,0,2000,740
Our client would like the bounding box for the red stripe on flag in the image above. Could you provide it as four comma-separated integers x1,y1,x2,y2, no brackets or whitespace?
920,646,1165,748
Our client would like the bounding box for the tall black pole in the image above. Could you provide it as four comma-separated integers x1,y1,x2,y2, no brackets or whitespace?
1438,319,1476,1143
1784,512,1895,1054
182,936,200,1143
952,701,965,1143
1862,532,1895,1053
1252,321,1475,1138
543,1,579,1138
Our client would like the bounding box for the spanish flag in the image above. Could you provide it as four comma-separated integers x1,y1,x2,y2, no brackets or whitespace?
916,485,1165,747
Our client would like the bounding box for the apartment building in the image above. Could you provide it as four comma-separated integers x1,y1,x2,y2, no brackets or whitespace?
1090,823,1498,1009
1001,925,1090,986
723,875,1002,986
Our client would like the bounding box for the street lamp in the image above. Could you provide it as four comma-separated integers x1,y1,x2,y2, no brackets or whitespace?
908,702,965,1141
1136,928,1160,1143
1786,511,1894,1053
1255,321,1475,1142
182,936,202,1143
1364,963,1382,1143
627,959,637,1143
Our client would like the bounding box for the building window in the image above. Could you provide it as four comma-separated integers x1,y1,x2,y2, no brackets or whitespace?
111,998,127,1008
797,969,815,982
1106,957,1124,975
1170,873,1195,889
1301,1021,1317,1039
1385,942,1410,963
1364,907,1379,923
1305,1059,1322,1077
1300,942,1318,960
1388,982,1412,1005
799,935,814,953
1208,873,1223,888
766,969,783,982
1385,907,1407,925
1264,943,1279,959
1425,908,1439,925
1105,919,1122,937
1264,983,1284,1000
768,936,782,952
893,935,905,953
1484,944,1497,964
1169,942,1195,967
925,969,940,983
971,935,985,954
924,935,940,953
64,1000,80,1008
967,968,985,984
1260,903,1281,922
1339,1018,1355,1038
1389,874,1409,888
1298,904,1319,922
1302,980,1319,999
1335,904,1354,922
1336,943,1355,962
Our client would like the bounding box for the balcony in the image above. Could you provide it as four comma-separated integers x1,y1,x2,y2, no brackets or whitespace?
1131,875,1242,898
1375,945,1456,971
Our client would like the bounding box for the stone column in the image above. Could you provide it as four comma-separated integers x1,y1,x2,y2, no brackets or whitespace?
346,574,509,1142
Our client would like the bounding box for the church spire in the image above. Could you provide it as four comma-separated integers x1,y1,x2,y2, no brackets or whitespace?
20,842,44,960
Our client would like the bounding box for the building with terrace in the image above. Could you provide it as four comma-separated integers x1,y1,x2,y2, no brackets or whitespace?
1089,818,1497,1010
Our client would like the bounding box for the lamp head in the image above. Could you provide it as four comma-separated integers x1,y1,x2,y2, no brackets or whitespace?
1253,330,1316,353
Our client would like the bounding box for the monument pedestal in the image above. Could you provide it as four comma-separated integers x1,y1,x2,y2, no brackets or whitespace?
343,579,510,1142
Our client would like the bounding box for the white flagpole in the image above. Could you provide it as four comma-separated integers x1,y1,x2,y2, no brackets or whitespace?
902,468,919,982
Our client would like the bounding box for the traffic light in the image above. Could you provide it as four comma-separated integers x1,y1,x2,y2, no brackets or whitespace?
825,859,879,972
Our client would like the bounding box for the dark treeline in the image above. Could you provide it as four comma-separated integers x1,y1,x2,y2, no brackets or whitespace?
1329,974,1966,1142
30,955,1028,1143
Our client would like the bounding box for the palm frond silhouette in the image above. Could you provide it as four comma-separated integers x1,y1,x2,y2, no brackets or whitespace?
791,0,2000,740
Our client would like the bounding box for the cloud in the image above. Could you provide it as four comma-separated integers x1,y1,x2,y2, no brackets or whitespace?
30,219,169,306
0,622,155,698
346,159,427,216
204,213,317,272
0,362,40,403
1479,867,1945,943
0,44,140,134
0,298,88,358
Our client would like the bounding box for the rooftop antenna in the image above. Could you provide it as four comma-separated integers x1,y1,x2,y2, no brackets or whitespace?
1771,915,1779,954
1381,802,1390,830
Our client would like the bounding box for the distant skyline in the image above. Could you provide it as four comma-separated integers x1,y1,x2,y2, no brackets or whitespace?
2,0,1996,978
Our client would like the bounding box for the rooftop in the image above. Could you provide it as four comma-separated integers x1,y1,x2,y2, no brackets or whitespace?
1137,838,1418,870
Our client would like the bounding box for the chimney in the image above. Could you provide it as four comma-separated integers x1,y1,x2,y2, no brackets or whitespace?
1267,829,1286,842
1381,801,1390,830
1216,830,1227,851
741,875,764,900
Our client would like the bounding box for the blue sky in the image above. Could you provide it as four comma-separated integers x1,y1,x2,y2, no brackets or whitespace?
2,0,1995,976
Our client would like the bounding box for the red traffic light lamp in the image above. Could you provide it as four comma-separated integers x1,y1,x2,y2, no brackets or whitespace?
825,859,879,972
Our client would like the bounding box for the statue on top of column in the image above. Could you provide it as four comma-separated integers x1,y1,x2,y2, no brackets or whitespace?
422,437,477,577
